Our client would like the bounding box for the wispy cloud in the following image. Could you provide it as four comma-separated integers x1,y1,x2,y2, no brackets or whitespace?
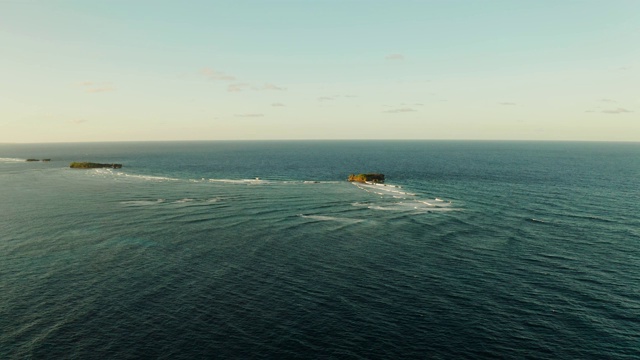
226,82,287,92
500,102,517,106
383,108,417,114
228,83,252,92
77,81,114,93
271,103,285,107
235,113,264,117
601,108,633,114
261,83,286,91
385,53,405,61
599,98,616,103
200,67,236,81
318,96,334,101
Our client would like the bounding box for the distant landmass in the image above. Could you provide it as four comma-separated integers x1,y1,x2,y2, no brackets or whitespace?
70,162,122,169
347,173,385,183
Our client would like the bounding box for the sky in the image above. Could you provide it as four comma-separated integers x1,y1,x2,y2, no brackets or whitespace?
1,0,639,143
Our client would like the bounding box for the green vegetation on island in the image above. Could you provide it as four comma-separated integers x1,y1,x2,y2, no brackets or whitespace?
348,173,385,183
70,162,123,169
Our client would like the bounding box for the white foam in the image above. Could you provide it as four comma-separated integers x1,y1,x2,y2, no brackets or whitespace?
299,214,364,224
352,181,457,213
0,157,27,163
208,178,270,185
173,198,195,204
125,174,179,182
88,168,179,182
120,199,165,206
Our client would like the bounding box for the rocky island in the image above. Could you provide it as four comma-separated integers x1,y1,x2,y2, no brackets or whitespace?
348,173,385,183
70,162,123,169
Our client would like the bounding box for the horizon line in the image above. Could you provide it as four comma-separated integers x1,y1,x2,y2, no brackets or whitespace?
2,139,639,145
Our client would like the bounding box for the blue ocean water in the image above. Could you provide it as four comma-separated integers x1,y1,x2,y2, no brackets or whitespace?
1,141,639,359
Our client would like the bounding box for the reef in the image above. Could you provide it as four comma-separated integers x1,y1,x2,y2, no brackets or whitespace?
70,162,123,169
347,173,385,183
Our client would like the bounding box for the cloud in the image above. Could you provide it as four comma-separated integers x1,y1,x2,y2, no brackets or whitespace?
500,102,517,106
383,108,417,113
261,83,286,91
77,81,114,93
67,119,88,124
318,96,333,101
601,108,633,114
271,103,285,107
235,113,264,117
200,67,236,81
386,53,405,60
599,98,616,103
227,82,286,92
228,83,251,92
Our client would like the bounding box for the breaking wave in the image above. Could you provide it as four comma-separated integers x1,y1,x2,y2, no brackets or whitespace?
0,157,27,163
351,182,456,213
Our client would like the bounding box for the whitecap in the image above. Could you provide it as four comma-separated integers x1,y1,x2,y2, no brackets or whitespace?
0,157,27,163
298,214,364,224
120,199,165,206
173,198,195,204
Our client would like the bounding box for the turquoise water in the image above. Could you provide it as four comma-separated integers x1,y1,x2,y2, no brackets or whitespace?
1,141,639,359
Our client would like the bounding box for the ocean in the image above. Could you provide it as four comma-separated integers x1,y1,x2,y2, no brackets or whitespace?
1,141,638,359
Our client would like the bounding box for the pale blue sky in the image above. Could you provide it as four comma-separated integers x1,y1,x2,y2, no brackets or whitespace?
1,0,638,142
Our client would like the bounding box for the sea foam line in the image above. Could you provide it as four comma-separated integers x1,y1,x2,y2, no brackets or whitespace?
0,157,27,163
352,182,456,213
90,168,180,182
298,214,364,224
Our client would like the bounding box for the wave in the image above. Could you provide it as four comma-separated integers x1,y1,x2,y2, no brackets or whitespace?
298,214,364,224
352,182,415,196
120,199,166,206
368,202,455,212
528,218,547,223
173,198,195,204
352,181,457,213
120,197,224,207
89,168,180,182
207,178,271,185
204,178,339,185
0,157,27,163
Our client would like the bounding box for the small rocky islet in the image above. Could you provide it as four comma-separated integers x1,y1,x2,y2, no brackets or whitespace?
347,173,385,183
69,162,123,169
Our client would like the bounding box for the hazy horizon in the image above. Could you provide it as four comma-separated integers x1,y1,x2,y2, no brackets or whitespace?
2,0,638,143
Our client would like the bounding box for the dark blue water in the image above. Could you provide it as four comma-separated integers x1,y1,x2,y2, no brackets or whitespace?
1,141,639,359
